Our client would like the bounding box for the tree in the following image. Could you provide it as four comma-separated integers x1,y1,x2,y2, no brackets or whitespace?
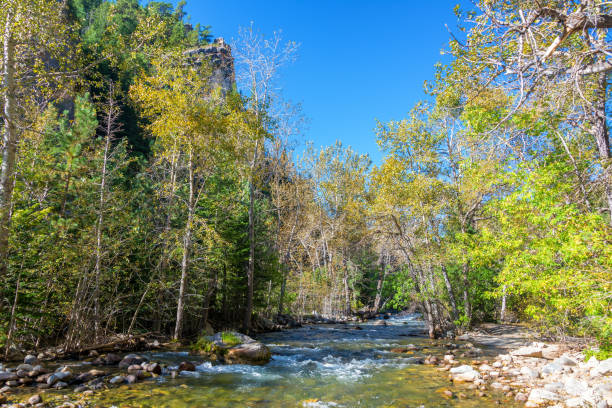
446,0,611,224
0,0,77,284
232,24,298,331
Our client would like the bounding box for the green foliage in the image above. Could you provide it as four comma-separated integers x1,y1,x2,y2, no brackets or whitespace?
220,332,241,347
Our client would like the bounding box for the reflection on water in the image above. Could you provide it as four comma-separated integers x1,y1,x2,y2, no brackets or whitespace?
84,315,518,407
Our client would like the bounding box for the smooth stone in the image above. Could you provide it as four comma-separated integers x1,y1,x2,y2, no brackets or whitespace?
520,366,540,379
542,362,564,374
526,388,561,406
511,346,543,358
24,355,39,365
16,364,33,372
53,381,68,389
0,372,18,382
109,375,125,385
28,395,42,405
125,374,138,384
554,355,577,366
118,354,147,369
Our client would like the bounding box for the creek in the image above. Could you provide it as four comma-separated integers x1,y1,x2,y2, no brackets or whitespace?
40,315,520,407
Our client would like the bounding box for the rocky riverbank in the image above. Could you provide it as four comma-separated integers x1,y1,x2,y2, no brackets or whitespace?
437,327,612,408
0,332,271,407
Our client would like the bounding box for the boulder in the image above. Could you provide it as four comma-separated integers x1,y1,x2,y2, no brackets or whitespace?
225,343,272,365
511,346,543,358
211,332,255,347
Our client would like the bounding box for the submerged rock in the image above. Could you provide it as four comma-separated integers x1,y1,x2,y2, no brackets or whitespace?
178,361,196,372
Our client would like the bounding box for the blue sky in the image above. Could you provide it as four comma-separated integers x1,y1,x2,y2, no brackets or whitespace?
178,1,469,164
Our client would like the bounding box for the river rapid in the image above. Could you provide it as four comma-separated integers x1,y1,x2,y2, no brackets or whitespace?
67,315,519,407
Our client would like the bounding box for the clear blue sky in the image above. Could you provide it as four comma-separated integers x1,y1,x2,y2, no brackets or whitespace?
177,1,470,164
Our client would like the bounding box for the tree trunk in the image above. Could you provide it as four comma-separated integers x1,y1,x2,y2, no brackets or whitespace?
0,8,17,282
93,88,115,341
592,71,611,225
202,268,218,327
462,261,472,327
442,265,459,323
374,251,388,312
244,140,257,333
500,285,507,322
174,149,194,340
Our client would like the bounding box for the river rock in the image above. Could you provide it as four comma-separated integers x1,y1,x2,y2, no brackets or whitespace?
127,364,142,374
75,372,94,383
125,374,138,384
47,371,72,386
555,355,577,366
595,358,612,376
89,369,106,377
541,345,562,359
0,372,18,382
450,365,480,382
119,354,147,368
544,382,564,393
178,361,196,372
28,394,42,405
525,388,561,407
104,353,122,365
54,381,68,389
144,363,162,375
511,346,543,358
542,362,564,375
109,375,125,385
405,357,424,364
225,343,272,365
564,378,589,397
521,366,540,379
16,363,33,372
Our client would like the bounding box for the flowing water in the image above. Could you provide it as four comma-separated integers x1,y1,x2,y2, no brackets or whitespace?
49,315,520,407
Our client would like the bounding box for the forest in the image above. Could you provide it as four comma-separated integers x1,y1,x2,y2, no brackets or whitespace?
0,0,610,361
